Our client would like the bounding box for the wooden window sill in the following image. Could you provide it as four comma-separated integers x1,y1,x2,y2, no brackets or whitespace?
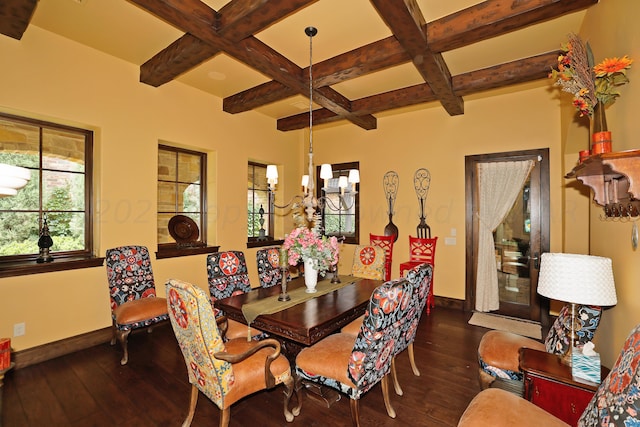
156,245,220,260
0,256,105,278
247,239,283,249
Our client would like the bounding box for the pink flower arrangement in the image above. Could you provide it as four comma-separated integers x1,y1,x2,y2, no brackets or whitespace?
282,227,339,274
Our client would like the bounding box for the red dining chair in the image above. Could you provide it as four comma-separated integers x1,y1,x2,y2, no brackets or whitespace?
399,236,437,314
369,233,395,281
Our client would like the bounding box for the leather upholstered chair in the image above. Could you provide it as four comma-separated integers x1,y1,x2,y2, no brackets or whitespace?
166,278,298,427
477,305,602,392
399,236,437,314
295,277,413,426
256,246,285,288
369,233,395,281
105,245,169,365
459,322,640,427
207,251,264,340
351,244,385,280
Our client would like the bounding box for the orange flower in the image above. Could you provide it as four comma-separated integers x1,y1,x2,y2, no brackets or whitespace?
594,56,633,76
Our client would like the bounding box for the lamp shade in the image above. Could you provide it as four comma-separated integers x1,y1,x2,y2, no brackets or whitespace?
537,252,617,306
0,163,31,197
320,163,333,180
348,169,360,184
266,164,278,180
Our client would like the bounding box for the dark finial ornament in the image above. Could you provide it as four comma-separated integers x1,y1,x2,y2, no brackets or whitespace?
37,213,54,263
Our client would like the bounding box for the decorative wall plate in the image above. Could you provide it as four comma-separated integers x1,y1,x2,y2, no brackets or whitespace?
168,215,199,243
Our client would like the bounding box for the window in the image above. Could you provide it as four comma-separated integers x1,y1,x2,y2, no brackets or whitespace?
157,145,206,250
0,112,94,266
317,161,359,244
247,162,275,245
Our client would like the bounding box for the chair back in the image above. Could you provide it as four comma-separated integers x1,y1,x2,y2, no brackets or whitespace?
348,277,413,395
207,251,252,317
256,246,284,288
579,323,640,425
166,279,233,409
396,263,433,353
106,245,157,310
369,233,395,281
408,236,438,265
545,305,602,355
351,245,385,280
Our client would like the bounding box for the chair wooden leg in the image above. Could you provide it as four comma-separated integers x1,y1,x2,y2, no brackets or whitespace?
282,375,296,422
390,357,403,396
408,343,420,376
349,398,361,427
219,407,231,427
110,321,117,345
181,385,199,427
381,375,396,419
292,373,304,416
115,329,131,365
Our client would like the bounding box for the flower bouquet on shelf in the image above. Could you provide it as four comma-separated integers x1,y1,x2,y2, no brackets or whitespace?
549,33,633,156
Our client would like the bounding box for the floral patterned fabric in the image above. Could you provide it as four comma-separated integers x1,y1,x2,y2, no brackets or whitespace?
256,247,284,288
207,251,252,317
394,263,433,356
105,245,168,331
578,323,640,426
166,279,233,408
351,245,385,280
478,304,602,383
545,305,602,355
296,277,413,400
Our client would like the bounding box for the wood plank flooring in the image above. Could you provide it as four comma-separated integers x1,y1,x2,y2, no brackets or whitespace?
2,307,488,427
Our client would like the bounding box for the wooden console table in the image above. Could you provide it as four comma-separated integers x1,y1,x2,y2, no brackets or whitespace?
519,348,609,426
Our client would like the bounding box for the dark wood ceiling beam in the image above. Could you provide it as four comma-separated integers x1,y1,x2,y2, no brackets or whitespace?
426,0,599,53
131,0,377,130
370,0,464,116
139,0,316,87
277,52,557,131
0,0,37,40
224,36,410,113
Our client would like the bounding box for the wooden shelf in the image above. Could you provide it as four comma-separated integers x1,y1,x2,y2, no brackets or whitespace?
566,149,640,217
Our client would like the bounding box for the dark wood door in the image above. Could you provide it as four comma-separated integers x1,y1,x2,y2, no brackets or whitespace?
464,149,550,323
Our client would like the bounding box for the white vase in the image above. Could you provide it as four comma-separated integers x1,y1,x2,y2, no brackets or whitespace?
304,258,318,293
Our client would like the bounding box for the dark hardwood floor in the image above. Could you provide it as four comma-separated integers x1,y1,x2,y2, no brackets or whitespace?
2,307,487,427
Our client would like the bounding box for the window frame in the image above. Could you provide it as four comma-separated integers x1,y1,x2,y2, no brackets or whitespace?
316,161,360,245
247,161,278,248
157,144,210,257
0,112,102,278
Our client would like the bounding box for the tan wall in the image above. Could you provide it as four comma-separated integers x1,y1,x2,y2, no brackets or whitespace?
0,26,302,351
314,86,564,300
578,0,640,367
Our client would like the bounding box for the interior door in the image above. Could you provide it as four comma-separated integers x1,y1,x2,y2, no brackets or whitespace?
464,149,550,323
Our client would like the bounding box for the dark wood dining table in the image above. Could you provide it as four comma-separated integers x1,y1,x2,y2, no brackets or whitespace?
214,275,382,359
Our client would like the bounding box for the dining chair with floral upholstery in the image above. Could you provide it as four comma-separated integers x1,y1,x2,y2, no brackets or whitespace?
294,277,413,426
207,250,264,340
390,262,433,395
105,245,169,365
477,304,602,393
166,278,298,427
351,244,385,280
256,246,285,288
458,322,640,427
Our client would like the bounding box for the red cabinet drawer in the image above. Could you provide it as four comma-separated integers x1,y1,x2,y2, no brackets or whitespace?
525,374,595,426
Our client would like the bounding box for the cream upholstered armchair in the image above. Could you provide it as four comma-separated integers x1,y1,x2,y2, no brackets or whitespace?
459,322,640,427
166,278,298,427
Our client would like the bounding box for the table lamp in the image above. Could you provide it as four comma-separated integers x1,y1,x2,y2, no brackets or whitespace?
537,253,617,366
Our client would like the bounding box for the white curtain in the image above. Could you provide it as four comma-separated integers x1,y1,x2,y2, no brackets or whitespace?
475,160,534,312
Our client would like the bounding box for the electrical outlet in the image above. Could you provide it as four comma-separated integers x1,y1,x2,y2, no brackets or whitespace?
13,322,25,337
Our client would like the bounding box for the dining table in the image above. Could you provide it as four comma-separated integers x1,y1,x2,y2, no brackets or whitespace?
214,274,382,360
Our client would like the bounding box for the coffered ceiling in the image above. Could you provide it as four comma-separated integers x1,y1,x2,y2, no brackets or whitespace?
1,0,597,131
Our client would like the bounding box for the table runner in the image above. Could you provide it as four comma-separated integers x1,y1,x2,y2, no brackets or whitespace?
241,275,356,330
